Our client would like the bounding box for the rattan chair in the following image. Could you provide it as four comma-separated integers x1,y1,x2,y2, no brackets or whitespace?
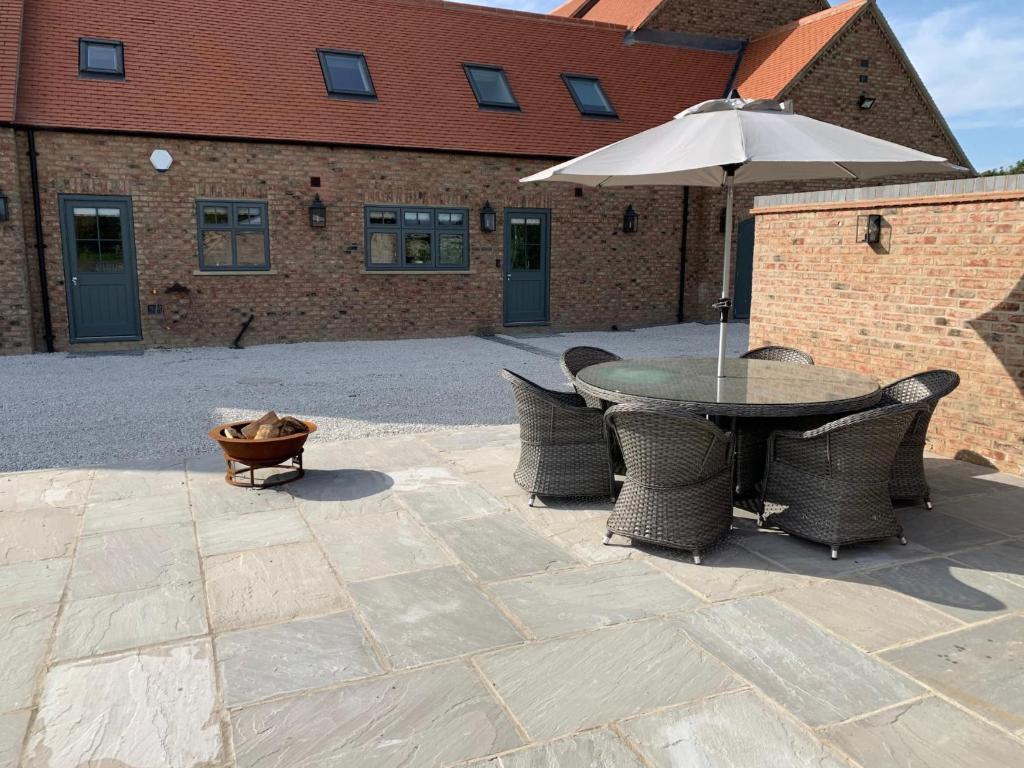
741,346,815,365
878,369,960,508
603,403,734,564
560,346,621,408
501,369,614,506
760,402,928,560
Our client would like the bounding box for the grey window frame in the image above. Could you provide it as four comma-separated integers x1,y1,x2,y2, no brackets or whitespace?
364,205,470,271
78,38,125,79
463,64,520,110
561,74,617,118
196,200,271,271
317,49,377,100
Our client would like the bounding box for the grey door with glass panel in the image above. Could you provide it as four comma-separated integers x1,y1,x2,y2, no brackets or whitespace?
59,195,141,341
503,209,550,325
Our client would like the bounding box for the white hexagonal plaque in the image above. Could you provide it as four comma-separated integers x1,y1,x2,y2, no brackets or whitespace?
149,149,173,172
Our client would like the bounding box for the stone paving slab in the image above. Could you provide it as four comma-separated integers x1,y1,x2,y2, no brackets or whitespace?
0,558,69,609
0,508,80,566
0,468,91,512
196,507,312,556
430,515,578,581
881,616,1024,733
937,486,1024,536
69,522,200,599
867,556,1024,622
349,566,522,668
217,612,382,707
476,618,740,741
82,492,192,533
679,597,922,727
620,689,848,768
823,697,1024,768
23,639,224,768
54,580,208,660
462,729,643,767
950,539,1024,588
895,507,1007,553
317,508,452,581
489,560,701,638
0,710,28,768
231,661,521,768
773,576,963,652
0,605,57,712
204,542,348,631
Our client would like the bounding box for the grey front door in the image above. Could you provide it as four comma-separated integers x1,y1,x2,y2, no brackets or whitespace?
733,217,755,320
503,209,550,325
60,195,141,341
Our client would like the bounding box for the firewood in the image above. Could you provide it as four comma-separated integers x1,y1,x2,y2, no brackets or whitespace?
242,411,280,439
223,427,244,439
255,422,286,440
279,417,308,435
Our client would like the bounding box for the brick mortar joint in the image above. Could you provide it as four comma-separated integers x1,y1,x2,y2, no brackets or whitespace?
751,189,1024,215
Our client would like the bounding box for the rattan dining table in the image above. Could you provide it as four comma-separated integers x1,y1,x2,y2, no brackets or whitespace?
575,357,882,506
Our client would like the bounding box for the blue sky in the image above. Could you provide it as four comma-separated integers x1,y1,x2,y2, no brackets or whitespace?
471,0,1023,171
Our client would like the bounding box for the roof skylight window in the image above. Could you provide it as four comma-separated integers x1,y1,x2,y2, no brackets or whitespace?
79,38,124,78
318,50,376,99
563,74,616,117
464,65,519,110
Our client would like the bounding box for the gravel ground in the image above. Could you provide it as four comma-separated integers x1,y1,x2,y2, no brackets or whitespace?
0,322,748,471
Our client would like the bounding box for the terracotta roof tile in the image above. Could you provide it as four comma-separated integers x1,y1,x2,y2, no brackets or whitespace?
563,0,664,30
734,0,868,99
0,0,25,122
549,0,593,19
13,0,735,158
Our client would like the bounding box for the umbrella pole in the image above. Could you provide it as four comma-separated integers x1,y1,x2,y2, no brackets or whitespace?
715,169,736,378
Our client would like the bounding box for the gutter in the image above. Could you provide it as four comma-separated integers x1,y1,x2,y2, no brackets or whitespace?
27,128,55,352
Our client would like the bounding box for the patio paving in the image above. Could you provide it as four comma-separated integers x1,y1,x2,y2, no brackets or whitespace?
1,426,1023,767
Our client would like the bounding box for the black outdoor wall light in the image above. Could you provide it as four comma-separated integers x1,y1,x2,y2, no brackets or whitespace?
309,194,326,228
480,200,496,232
0,190,8,222
857,213,886,245
858,94,877,110
623,203,639,233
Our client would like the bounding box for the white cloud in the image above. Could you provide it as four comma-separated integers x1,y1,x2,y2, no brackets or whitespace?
891,3,1024,122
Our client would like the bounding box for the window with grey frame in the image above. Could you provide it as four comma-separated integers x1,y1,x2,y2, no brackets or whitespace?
365,206,470,271
196,201,271,271
79,38,124,79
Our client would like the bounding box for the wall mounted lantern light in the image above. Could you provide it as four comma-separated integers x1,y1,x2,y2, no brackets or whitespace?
480,200,496,233
309,194,327,228
623,203,639,234
861,213,883,244
149,148,173,172
0,190,8,222
858,94,876,110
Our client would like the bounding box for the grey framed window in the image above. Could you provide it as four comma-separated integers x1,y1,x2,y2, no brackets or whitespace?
79,38,124,79
365,205,469,270
318,49,376,99
463,65,519,110
196,201,270,271
562,74,616,117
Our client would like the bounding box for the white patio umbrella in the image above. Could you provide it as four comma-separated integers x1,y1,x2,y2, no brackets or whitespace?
521,98,965,377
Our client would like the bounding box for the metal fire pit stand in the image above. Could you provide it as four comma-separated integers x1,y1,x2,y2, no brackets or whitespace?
224,449,304,489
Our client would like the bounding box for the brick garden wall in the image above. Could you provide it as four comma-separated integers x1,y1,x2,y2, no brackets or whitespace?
682,7,969,322
750,178,1024,476
4,130,686,353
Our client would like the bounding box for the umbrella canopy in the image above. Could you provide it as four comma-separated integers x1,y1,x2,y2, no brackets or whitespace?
521,99,964,187
521,98,966,377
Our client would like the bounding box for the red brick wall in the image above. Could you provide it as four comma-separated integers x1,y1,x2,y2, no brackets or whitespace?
750,190,1024,477
0,127,33,354
643,0,829,40
12,130,684,352
681,8,969,322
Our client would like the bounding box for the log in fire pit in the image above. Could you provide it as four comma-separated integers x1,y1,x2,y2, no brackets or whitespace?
209,411,317,488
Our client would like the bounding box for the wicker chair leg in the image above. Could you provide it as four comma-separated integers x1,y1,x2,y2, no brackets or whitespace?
925,495,933,510
830,546,839,561
602,529,613,545
528,494,537,507
692,551,702,565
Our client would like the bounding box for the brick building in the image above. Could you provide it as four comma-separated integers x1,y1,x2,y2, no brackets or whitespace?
0,0,969,353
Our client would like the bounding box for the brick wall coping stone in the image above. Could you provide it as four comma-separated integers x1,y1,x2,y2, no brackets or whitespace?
751,173,1024,213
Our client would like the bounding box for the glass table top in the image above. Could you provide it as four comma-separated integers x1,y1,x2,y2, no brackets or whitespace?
575,357,880,412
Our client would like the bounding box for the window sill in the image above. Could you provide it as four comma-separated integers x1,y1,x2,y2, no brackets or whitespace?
192,269,279,276
359,269,475,275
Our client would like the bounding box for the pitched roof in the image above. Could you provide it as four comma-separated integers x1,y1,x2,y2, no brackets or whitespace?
734,0,868,99
0,0,25,122
551,0,663,30
11,0,736,158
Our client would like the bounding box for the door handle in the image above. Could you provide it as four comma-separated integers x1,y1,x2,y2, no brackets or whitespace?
506,273,511,281
72,276,78,287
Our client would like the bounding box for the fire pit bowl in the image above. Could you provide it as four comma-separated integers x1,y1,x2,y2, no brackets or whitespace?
209,419,317,488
